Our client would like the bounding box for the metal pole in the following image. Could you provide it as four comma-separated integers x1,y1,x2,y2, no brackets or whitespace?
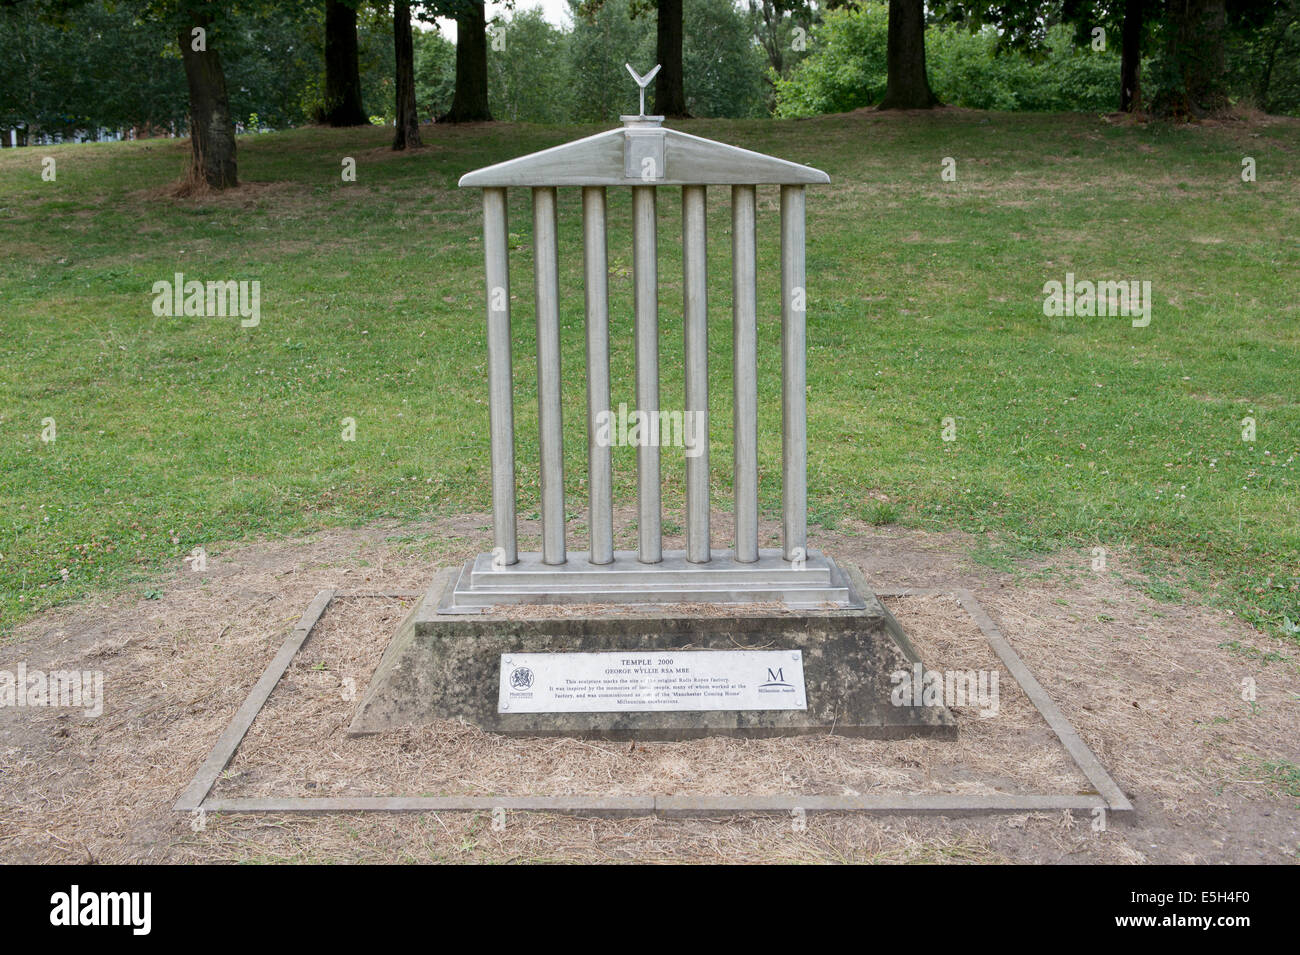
780,185,807,563
533,186,566,565
682,185,710,563
482,188,517,565
731,185,758,563
583,187,613,565
632,185,661,564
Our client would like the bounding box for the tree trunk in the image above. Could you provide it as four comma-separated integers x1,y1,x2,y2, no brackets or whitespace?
177,13,237,189
878,0,938,109
655,0,687,117
323,0,368,126
393,0,421,148
1156,0,1227,117
443,1,492,122
1120,0,1142,112
1187,0,1227,113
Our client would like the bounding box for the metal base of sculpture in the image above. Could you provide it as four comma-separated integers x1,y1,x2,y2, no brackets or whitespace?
438,548,864,614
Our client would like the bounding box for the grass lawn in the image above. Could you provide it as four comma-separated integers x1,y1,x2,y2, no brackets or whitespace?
1,110,1297,637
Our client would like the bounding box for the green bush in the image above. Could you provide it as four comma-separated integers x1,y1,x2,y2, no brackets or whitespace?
413,28,456,121
772,3,888,117
930,25,1120,112
488,9,573,123
775,5,1124,116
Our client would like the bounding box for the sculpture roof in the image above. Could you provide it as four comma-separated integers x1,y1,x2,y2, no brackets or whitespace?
457,123,831,188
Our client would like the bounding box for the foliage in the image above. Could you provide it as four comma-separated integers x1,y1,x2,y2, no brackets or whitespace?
487,8,572,123
413,24,456,120
0,0,399,137
747,0,816,77
0,0,187,137
929,23,1119,111
223,5,334,131
681,0,768,118
565,0,766,123
771,2,888,116
774,3,1122,116
936,0,1300,118
5,0,1300,137
747,0,818,111
1223,0,1300,115
566,0,657,122
343,2,398,124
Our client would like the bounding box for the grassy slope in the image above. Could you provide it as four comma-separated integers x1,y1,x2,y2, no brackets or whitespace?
0,111,1297,636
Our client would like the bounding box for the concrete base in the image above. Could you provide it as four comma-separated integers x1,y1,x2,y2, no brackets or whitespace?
349,562,956,741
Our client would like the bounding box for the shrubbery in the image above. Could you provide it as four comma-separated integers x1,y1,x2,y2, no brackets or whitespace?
774,4,1123,117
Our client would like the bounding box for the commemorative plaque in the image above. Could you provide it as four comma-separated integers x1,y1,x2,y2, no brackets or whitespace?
498,650,807,714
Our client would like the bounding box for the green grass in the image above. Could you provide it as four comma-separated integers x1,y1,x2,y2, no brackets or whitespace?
1218,640,1294,667
1,111,1298,637
1242,757,1300,801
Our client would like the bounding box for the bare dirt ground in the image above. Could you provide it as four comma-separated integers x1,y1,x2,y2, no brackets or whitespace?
1,514,1297,864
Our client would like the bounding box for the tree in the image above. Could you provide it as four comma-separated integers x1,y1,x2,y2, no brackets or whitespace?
655,0,686,115
776,4,1124,115
569,0,654,121
930,0,1053,48
177,6,237,188
0,0,239,185
413,25,457,118
1253,0,1300,112
576,0,687,116
878,0,939,108
748,0,818,112
1150,0,1226,116
393,0,421,146
486,7,571,122
440,0,491,121
960,0,1279,117
771,2,889,115
568,0,763,121
934,0,1130,109
323,0,368,124
0,1,187,143
1119,0,1142,111
684,0,767,116
749,0,815,80
1057,0,1144,111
